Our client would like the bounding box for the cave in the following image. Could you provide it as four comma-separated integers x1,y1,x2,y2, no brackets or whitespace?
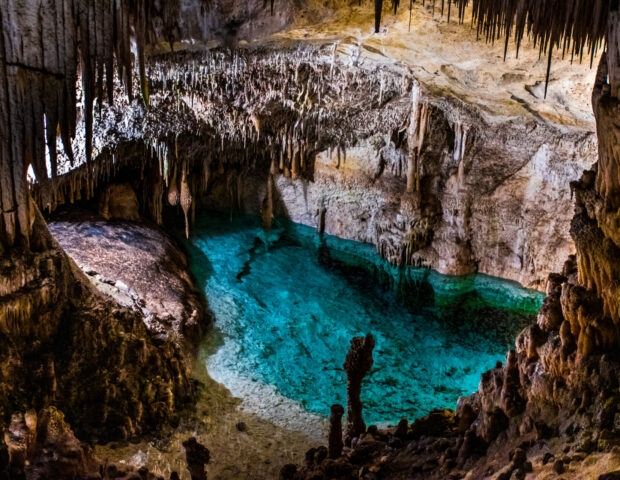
1,1,619,479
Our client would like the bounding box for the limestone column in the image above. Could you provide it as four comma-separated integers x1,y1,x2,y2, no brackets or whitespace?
343,333,375,444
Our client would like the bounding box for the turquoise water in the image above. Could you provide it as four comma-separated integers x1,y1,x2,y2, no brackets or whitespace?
186,213,544,427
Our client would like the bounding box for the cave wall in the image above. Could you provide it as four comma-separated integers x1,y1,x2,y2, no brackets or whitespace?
0,0,208,447
57,44,596,291
265,103,596,290
574,34,620,324
197,75,595,290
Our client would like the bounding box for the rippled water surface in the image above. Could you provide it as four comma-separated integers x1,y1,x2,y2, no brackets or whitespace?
186,213,543,427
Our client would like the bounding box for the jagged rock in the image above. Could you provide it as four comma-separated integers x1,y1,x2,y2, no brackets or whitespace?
280,464,298,480
394,418,408,439
24,408,100,480
348,440,385,465
0,407,152,480
0,438,8,480
314,446,328,466
537,293,564,332
500,350,524,416
410,409,456,439
511,448,526,470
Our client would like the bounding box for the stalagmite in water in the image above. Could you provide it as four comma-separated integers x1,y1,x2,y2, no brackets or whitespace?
318,205,327,235
328,404,345,458
343,333,375,445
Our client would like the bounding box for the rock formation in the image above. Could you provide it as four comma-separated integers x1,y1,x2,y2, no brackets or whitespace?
48,208,206,342
182,437,211,480
343,334,375,445
33,41,597,291
1,0,619,478
328,404,345,459
279,2,620,479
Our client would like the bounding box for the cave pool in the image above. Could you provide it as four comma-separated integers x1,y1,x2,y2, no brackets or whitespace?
185,213,544,436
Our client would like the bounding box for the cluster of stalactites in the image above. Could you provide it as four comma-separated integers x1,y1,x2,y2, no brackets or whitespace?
375,0,610,96
31,46,406,239
0,0,180,250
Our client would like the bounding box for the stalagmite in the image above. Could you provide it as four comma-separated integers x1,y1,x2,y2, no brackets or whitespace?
182,437,210,480
328,404,345,459
343,333,375,445
180,165,192,239
318,205,326,235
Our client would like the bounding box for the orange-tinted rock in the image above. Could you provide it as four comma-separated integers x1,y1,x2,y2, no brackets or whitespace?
99,183,140,222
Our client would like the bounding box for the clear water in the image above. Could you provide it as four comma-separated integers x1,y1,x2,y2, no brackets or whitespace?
185,213,544,428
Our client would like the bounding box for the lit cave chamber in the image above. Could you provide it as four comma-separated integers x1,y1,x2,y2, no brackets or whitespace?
1,1,620,479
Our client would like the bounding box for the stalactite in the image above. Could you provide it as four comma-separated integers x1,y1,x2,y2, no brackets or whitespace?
375,0,384,33
416,102,429,192
0,0,182,249
406,81,421,193
371,0,609,95
168,165,180,206
453,122,469,191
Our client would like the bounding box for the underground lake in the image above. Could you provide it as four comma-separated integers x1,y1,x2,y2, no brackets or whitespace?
184,212,545,434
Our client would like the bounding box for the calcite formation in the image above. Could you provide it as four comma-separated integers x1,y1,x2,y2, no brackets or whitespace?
343,333,375,445
281,3,620,479
1,0,619,478
328,404,345,459
182,437,211,480
33,42,597,290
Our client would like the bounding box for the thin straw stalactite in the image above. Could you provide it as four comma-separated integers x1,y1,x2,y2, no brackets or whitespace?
374,0,611,97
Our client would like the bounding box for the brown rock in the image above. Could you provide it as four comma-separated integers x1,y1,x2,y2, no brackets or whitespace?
328,404,345,459
182,437,210,480
553,459,565,474
343,334,375,445
394,417,408,439
99,183,140,221
599,472,620,480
